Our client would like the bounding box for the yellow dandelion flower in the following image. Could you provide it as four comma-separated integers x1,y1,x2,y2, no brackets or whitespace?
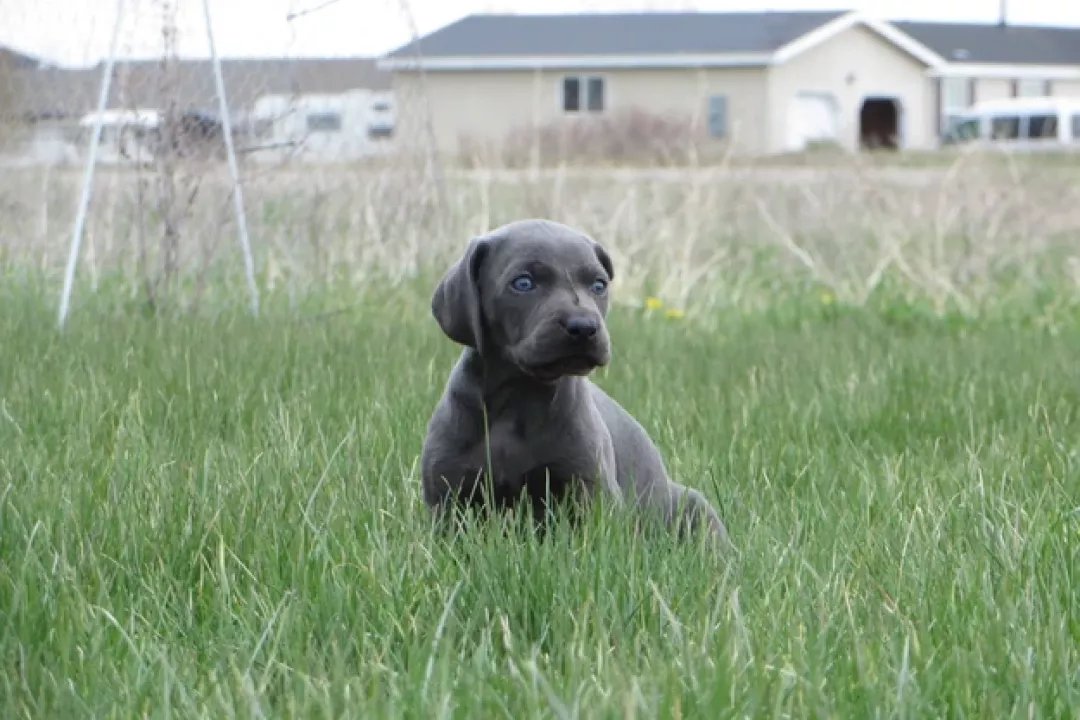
644,296,663,310
820,292,834,305
664,308,685,320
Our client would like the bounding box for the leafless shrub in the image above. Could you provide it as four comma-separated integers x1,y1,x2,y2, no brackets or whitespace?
115,0,237,313
460,109,710,169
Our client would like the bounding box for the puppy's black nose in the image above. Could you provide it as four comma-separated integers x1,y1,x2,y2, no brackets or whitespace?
563,314,599,339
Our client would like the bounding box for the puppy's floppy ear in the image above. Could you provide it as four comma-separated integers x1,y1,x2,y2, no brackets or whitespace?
431,236,491,351
591,240,614,281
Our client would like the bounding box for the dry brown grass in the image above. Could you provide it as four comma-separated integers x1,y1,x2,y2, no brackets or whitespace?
2,148,1080,318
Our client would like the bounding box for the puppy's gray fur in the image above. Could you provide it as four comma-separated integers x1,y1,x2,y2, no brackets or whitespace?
421,219,729,546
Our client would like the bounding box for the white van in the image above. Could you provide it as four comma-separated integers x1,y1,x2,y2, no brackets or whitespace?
942,96,1080,151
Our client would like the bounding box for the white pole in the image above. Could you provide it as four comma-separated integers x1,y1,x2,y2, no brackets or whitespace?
58,0,127,330
202,0,260,317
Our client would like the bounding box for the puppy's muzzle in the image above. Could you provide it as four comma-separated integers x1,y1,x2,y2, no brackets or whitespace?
517,311,610,381
560,313,600,340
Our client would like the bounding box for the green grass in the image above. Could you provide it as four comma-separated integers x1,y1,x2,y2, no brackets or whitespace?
1,276,1078,719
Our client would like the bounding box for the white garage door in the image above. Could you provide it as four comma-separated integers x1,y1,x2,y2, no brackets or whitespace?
787,92,840,152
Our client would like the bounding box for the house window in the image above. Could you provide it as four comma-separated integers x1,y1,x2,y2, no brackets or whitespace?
306,112,342,133
368,124,394,140
939,76,974,135
586,77,605,112
1025,114,1058,139
990,115,1020,140
707,95,729,138
562,75,605,113
1072,114,1080,140
1013,78,1050,97
562,77,580,112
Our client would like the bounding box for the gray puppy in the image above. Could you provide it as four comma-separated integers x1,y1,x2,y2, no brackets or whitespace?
420,219,730,547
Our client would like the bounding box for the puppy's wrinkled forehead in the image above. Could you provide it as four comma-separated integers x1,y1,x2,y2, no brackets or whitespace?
484,220,607,279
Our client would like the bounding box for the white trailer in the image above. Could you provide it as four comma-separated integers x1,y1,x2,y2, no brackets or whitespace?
250,89,396,163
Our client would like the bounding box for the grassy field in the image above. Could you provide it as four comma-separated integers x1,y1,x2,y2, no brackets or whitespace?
1,154,1079,717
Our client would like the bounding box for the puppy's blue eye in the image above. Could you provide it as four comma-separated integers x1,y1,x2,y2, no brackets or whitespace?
511,275,535,292
590,279,608,295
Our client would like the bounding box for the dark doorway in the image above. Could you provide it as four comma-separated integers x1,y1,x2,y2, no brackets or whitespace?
859,97,900,150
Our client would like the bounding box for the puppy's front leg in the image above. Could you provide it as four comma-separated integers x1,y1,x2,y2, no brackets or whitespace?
423,466,482,532
423,459,519,532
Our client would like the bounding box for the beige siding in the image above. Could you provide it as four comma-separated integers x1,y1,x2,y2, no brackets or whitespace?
1052,80,1080,97
767,24,933,152
392,70,541,156
592,67,769,153
392,66,769,158
976,78,1013,101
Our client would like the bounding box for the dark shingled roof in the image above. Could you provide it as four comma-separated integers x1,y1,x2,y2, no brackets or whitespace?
385,11,849,58
386,12,1080,68
893,21,1080,66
